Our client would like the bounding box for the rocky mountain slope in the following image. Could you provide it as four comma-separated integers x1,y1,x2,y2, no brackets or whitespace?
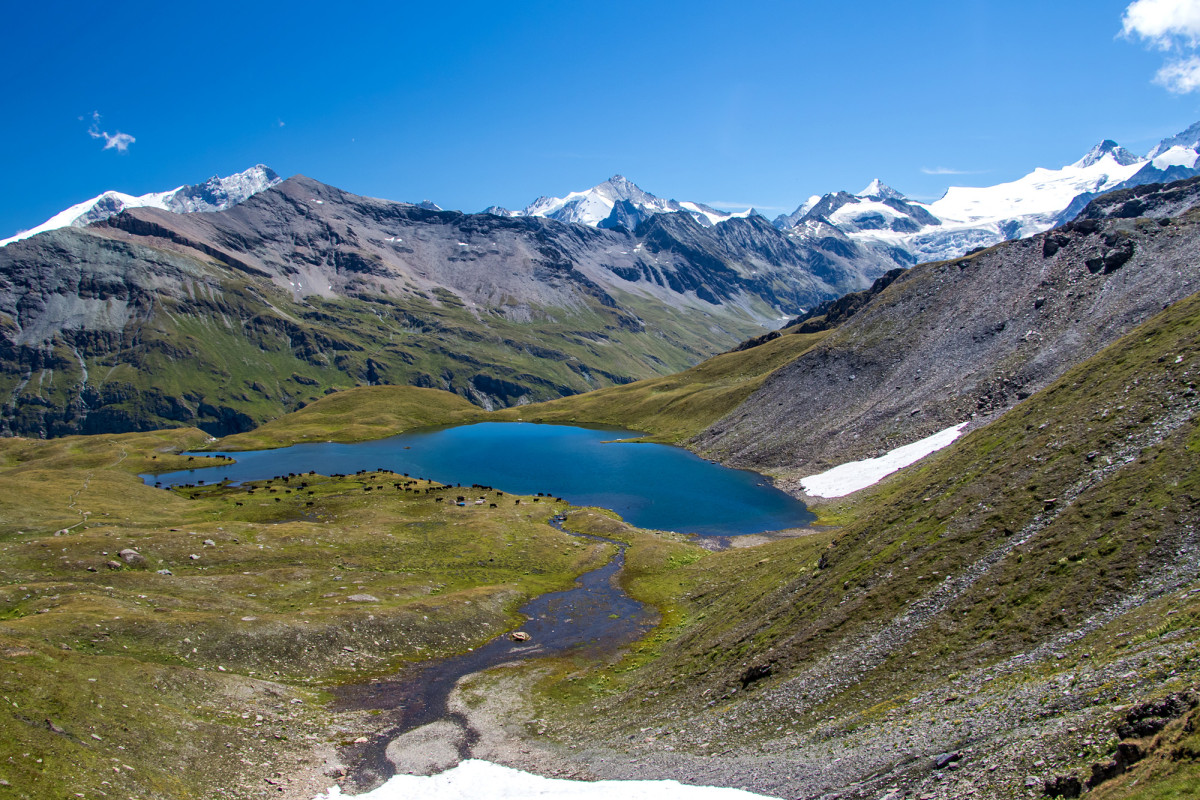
692,177,1200,486
0,175,875,438
469,176,1200,799
538,280,1200,799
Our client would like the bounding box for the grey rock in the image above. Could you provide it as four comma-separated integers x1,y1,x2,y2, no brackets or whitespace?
118,548,145,565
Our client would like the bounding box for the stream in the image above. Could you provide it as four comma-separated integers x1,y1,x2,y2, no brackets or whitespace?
330,517,654,791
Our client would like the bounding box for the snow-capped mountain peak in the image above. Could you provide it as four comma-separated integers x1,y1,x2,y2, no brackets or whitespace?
774,127,1180,269
1072,140,1144,169
2,165,281,247
504,176,752,229
857,179,905,200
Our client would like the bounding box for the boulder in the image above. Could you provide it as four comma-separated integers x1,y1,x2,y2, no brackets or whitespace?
118,549,146,566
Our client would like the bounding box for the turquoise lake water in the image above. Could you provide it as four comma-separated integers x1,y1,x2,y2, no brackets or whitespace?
144,422,812,536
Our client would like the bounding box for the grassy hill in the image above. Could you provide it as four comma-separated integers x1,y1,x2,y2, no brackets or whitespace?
525,283,1200,799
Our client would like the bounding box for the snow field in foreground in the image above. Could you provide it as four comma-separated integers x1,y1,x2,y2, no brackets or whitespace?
314,758,783,799
800,422,969,498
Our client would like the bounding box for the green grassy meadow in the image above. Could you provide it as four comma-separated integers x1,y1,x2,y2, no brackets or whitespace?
0,426,606,798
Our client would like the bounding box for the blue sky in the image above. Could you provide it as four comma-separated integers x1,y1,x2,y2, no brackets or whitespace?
3,0,1200,237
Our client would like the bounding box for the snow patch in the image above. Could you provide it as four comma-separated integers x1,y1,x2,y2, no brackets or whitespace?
314,760,782,800
800,422,969,498
1151,144,1200,170
678,201,753,226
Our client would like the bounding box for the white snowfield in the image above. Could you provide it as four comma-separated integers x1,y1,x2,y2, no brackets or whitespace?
314,759,783,800
800,422,970,498
0,189,171,247
925,150,1143,229
1151,144,1200,170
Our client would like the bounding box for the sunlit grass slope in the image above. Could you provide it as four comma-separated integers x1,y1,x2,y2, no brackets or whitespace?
214,385,487,451
489,329,830,443
0,427,601,799
533,287,1200,791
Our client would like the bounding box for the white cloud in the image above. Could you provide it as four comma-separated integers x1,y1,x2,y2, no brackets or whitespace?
1155,54,1200,90
1123,0,1200,92
93,130,136,152
86,111,136,153
1122,0,1200,48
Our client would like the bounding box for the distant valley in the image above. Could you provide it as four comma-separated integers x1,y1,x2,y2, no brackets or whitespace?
0,176,864,437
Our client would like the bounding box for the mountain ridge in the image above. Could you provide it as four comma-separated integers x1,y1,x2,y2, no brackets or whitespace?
0,173,888,438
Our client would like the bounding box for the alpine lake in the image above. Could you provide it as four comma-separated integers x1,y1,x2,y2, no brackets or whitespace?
144,421,813,537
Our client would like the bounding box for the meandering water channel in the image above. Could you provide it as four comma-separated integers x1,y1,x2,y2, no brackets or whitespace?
332,518,655,790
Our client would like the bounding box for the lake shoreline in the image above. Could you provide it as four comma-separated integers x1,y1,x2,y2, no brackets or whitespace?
144,421,814,538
